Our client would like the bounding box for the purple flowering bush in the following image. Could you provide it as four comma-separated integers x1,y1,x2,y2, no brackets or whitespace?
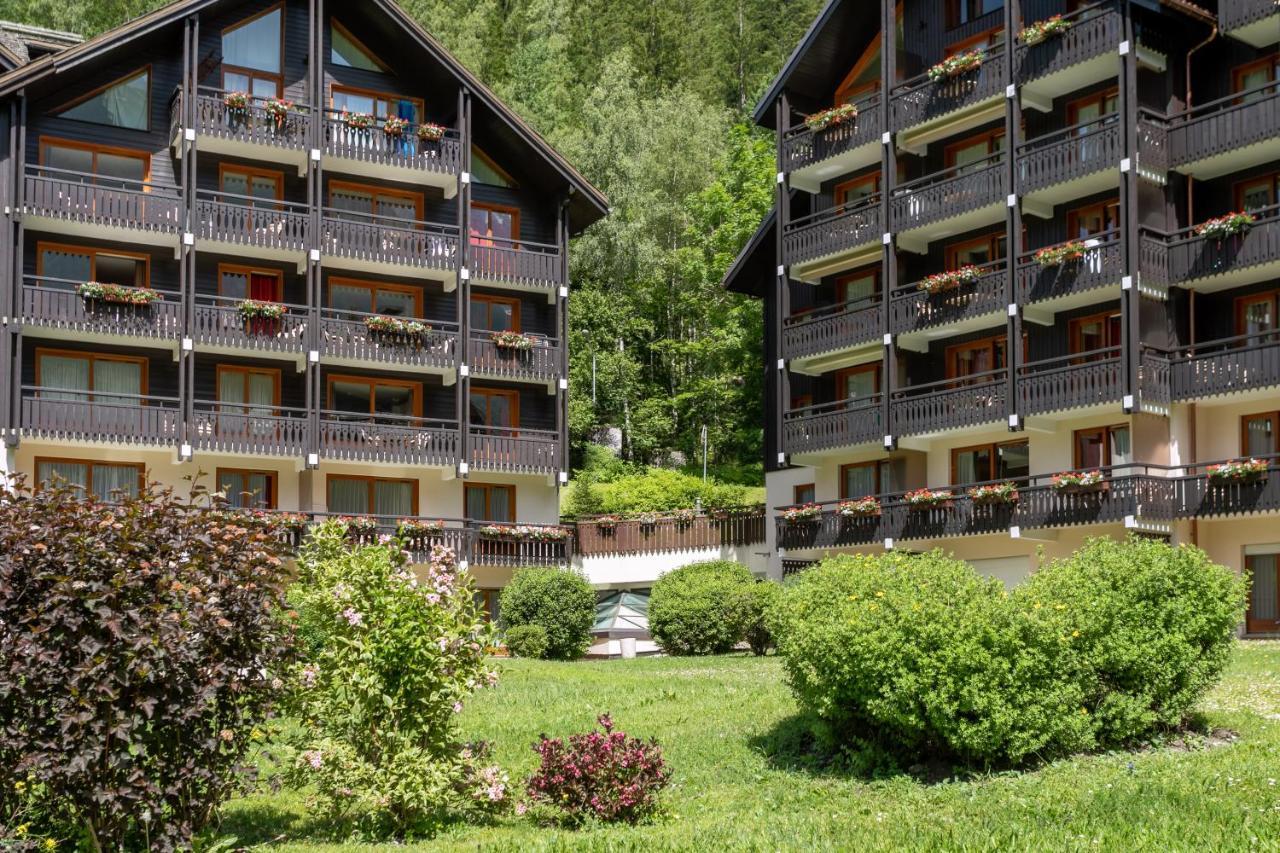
286,522,505,838
523,714,671,824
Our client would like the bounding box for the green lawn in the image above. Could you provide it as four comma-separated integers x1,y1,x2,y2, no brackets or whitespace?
221,642,1280,851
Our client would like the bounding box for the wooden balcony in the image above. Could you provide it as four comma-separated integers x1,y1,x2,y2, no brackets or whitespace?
471,526,574,567
469,236,564,292
783,395,884,457
320,411,460,467
1167,330,1280,402
321,211,459,281
1142,205,1280,291
1018,115,1121,210
1015,1,1122,106
321,109,461,194
890,156,1005,250
1163,81,1280,178
1015,232,1123,307
191,296,310,357
19,387,180,447
782,196,881,283
1178,456,1280,519
195,191,310,262
782,297,883,361
469,333,560,384
1018,347,1122,416
1219,0,1278,47
890,42,1008,142
1016,469,1176,530
189,401,309,458
319,309,458,372
20,276,182,344
782,93,882,193
175,89,310,170
23,165,182,247
889,260,1006,337
469,425,560,475
302,514,571,567
891,370,1007,437
574,509,765,557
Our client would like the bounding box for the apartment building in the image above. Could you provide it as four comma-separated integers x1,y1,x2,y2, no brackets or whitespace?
724,0,1280,633
0,0,608,602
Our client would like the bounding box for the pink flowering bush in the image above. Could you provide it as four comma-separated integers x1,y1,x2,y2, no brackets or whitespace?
522,714,670,824
285,521,505,838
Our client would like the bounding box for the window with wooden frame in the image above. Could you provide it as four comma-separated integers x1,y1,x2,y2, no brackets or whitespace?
35,457,144,501
945,0,1004,29
1235,173,1279,212
1242,411,1279,457
216,364,280,414
327,474,419,517
331,84,423,124
835,38,880,105
946,335,1007,380
835,267,880,306
945,128,1004,172
950,439,1028,484
54,67,151,131
222,3,283,98
945,231,1006,268
330,19,389,73
1073,424,1131,469
469,387,519,429
327,374,422,418
1245,552,1280,634
835,363,880,402
218,264,283,301
793,483,816,505
469,202,520,246
1066,199,1120,239
464,482,516,522
1236,290,1278,338
945,26,1004,56
474,588,501,623
328,180,422,222
839,461,886,499
219,163,283,204
1067,88,1119,127
834,173,879,208
35,348,147,402
470,293,521,332
36,242,149,289
329,277,422,319
216,467,278,509
39,137,149,185
1069,310,1122,358
471,147,518,188
1233,54,1278,102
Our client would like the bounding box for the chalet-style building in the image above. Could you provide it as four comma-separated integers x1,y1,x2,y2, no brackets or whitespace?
0,0,608,608
724,0,1280,634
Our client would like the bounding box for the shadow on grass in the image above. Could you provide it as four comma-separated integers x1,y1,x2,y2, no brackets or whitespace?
214,801,309,847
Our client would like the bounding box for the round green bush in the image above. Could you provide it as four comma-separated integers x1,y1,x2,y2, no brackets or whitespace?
504,624,550,659
649,560,756,656
499,567,596,660
743,581,783,656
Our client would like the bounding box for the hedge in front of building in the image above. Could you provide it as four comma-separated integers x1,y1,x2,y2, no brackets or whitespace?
649,560,758,656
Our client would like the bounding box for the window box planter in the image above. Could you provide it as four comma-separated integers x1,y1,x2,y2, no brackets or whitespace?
782,503,823,524
383,116,410,137
1194,211,1255,241
262,97,294,128
804,103,858,133
968,482,1019,506
342,111,376,131
365,315,430,338
397,519,445,538
1051,470,1106,494
77,282,161,306
277,512,310,533
338,515,380,536
237,299,285,321
927,49,985,83
1207,458,1269,484
638,512,659,529
838,497,881,517
671,508,697,526
479,524,569,542
918,265,980,295
593,515,620,533
1019,15,1071,46
223,91,251,113
1034,240,1087,268
903,488,953,510
491,330,537,351
418,122,446,142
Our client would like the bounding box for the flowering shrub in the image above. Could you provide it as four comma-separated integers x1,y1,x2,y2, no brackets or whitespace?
237,298,285,321
342,110,376,130
650,560,756,656
903,488,952,508
1194,211,1255,240
1019,14,1071,45
968,482,1019,505
1034,240,1087,267
383,116,410,136
803,102,858,133
1051,470,1106,491
418,122,447,142
76,281,162,305
782,503,823,524
287,524,502,837
927,49,984,82
365,315,430,337
1207,458,1269,482
262,97,294,126
223,90,251,111
523,714,670,824
917,264,980,294
491,330,537,351
838,496,880,517
499,567,596,660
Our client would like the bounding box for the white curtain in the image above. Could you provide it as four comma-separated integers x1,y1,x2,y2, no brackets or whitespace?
39,354,90,401
62,71,149,131
956,452,978,484
374,481,413,517
222,9,280,74
1110,427,1133,467
1252,556,1277,621
92,464,139,501
844,466,876,499
1247,419,1275,457
37,460,88,492
40,249,92,286
328,478,369,514
94,360,142,406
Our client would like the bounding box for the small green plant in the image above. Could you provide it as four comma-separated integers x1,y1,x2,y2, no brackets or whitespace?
649,560,755,656
742,581,782,656
499,567,596,660
504,624,550,659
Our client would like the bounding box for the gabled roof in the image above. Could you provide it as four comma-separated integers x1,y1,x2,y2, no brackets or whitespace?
0,20,82,71
721,209,775,298
752,0,854,129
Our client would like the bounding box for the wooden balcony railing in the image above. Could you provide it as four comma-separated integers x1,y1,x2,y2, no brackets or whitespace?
20,276,182,340
891,369,1007,436
190,401,310,457
890,41,1008,131
471,527,574,567
1018,114,1121,195
781,93,882,174
1016,232,1123,304
320,309,458,370
1135,111,1169,179
574,509,766,557
322,209,459,272
469,425,560,475
321,109,462,176
783,296,883,360
889,259,1006,335
320,411,460,467
191,296,310,354
195,191,310,254
783,394,884,455
1177,455,1280,519
1143,204,1280,285
1139,347,1171,410
1162,80,1280,169
470,333,560,382
1167,330,1280,401
20,387,180,445
470,236,563,287
1220,0,1276,32
1016,468,1177,529
298,513,571,567
891,155,1004,232
782,196,881,268
179,88,311,152
1018,346,1123,416
1015,1,1121,83
24,165,182,234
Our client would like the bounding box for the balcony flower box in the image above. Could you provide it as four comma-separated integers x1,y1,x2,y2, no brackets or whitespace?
397,518,446,538
342,111,376,131
262,97,294,128
338,515,380,536
638,511,659,529
904,488,953,510
237,299,285,322
1194,211,1255,241
479,524,569,542
491,330,536,351
417,122,447,142
594,515,620,533
782,503,823,524
1019,15,1071,46
838,497,881,517
277,512,310,533
383,116,410,137
223,91,251,113
927,49,985,83
1207,458,1269,484
77,281,162,306
672,507,697,526
1051,470,1106,494
365,315,430,338
1034,240,1087,268
804,103,858,133
918,264,980,295
968,482,1019,506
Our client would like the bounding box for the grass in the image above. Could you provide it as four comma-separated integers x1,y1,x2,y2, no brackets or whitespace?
220,642,1280,851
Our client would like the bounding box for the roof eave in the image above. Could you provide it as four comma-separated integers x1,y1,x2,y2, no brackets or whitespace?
751,0,843,128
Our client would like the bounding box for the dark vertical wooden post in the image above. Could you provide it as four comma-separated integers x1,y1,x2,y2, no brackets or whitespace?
9,93,25,441
1005,0,1023,432
0,99,13,441
774,92,791,470
457,89,472,481
557,196,570,486
880,0,896,451
306,0,324,465
1119,0,1140,412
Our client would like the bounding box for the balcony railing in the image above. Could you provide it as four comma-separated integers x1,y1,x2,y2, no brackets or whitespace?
891,369,1007,436
321,109,462,176
469,425,560,475
1177,455,1280,520
782,195,881,268
191,295,310,354
1015,1,1121,83
320,411,460,467
470,525,574,567
1220,0,1276,32
322,209,459,272
890,41,1008,131
190,401,310,457
889,259,1006,335
783,394,884,455
19,387,180,445
1019,346,1122,416
891,154,1004,232
1163,80,1280,169
782,296,883,360
1016,467,1176,529
299,513,571,567
195,190,310,254
1167,330,1280,401
320,309,458,370
574,509,766,557
470,236,563,287
1143,204,1280,285
470,333,560,382
1018,114,1121,195
1016,232,1123,304
179,88,311,152
781,93,882,174
24,165,182,235
20,276,182,340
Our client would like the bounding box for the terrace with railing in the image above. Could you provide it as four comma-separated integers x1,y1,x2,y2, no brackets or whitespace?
23,165,183,237
320,309,458,370
19,387,181,446
469,332,561,383
177,88,312,153
1017,114,1121,196
783,394,884,455
781,92,882,175
782,294,883,360
1160,79,1280,172
891,153,1005,234
191,295,310,354
470,235,564,289
195,189,310,256
890,40,1008,132
889,259,1006,335
20,275,183,341
1219,0,1277,35
320,411,460,467
781,195,881,271
574,509,766,557
189,401,310,457
1141,204,1280,286
1165,330,1280,401
891,369,1008,436
1016,231,1123,304
1018,346,1123,416
1177,454,1280,519
469,425,561,475
321,209,459,273
1015,1,1121,84
321,109,463,177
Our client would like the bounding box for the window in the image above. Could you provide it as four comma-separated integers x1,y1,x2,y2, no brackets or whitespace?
946,0,1004,29
469,203,519,246
834,174,879,208
835,364,880,401
1246,552,1280,634
945,232,1006,268
835,38,880,105
35,349,145,403
217,365,280,411
471,294,521,332
330,20,387,72
840,461,888,499
1236,173,1279,212
1233,55,1278,103
947,335,1007,379
1069,310,1122,357
793,483,816,504
1067,199,1120,239
471,148,516,188
330,278,421,318
222,4,282,98
1242,412,1279,457
216,468,277,509
55,67,150,131
37,243,148,290
331,85,422,124
1073,424,1131,469
945,129,1004,173
328,375,422,418
951,440,1029,484
219,164,282,203
329,181,422,221
327,474,418,516
470,387,519,428
39,138,148,185
219,264,282,301
36,457,143,501
465,482,515,522
835,268,880,305
1067,89,1119,127
1237,291,1278,338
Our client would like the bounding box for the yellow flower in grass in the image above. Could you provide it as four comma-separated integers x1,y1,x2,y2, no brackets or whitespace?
45,839,57,851
1072,630,1081,638
875,591,885,598
15,824,29,838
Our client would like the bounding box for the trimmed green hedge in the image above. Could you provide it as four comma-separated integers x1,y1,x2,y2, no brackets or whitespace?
650,560,757,655
499,567,596,660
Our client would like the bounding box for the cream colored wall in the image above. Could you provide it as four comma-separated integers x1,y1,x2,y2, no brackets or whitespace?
1193,517,1280,578
1194,398,1280,462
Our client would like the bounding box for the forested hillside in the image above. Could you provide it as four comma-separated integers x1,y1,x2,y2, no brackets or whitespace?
0,0,824,479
